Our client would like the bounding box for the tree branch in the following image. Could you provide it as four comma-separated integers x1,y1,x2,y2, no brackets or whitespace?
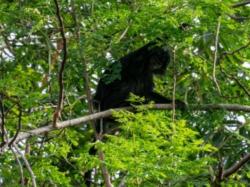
11,147,25,186
172,46,177,121
222,153,250,179
13,144,37,187
219,40,250,61
232,0,250,8
0,103,247,150
9,107,22,146
213,17,221,94
219,66,250,97
53,0,67,127
197,104,250,111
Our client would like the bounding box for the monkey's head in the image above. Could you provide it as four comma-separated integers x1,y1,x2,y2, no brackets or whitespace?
147,45,171,75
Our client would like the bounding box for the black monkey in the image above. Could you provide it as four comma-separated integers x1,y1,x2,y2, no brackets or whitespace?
85,41,184,186
94,41,182,112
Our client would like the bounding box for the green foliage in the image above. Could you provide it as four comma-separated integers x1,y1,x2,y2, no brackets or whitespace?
0,0,249,186
33,159,71,186
126,93,146,104
103,110,216,186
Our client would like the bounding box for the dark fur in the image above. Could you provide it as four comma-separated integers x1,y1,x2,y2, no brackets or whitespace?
94,41,172,111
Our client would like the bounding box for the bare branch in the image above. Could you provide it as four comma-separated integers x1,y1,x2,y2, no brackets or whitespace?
232,0,250,8
13,144,37,187
11,147,25,186
172,46,177,121
0,103,247,150
213,17,221,94
222,153,250,179
197,104,250,111
53,0,67,127
118,25,130,42
229,14,250,22
98,150,113,187
223,120,244,125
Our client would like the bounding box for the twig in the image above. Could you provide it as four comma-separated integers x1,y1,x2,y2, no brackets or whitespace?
230,76,250,97
53,0,67,127
232,0,250,8
229,14,250,22
98,150,113,187
219,66,250,97
0,103,248,151
71,0,94,116
8,107,22,146
118,25,130,42
222,153,250,179
172,46,177,121
13,144,37,187
219,40,250,61
0,94,6,144
0,125,9,154
11,147,25,186
223,120,244,125
210,119,246,156
213,17,221,94
197,104,250,111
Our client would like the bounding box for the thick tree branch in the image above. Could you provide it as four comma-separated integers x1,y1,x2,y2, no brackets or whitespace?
0,103,247,150
222,153,250,179
53,0,67,127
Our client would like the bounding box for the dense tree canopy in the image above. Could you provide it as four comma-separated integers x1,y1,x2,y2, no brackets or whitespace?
0,0,249,186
